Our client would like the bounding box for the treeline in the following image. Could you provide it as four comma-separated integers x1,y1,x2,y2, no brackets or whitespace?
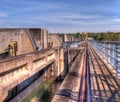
70,32,120,41
88,32,120,41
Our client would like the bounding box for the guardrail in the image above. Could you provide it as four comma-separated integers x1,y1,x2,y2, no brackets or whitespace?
86,43,92,102
89,40,120,77
62,41,85,48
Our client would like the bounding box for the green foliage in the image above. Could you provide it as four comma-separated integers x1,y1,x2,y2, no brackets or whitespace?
88,32,120,41
68,32,120,41
70,32,82,39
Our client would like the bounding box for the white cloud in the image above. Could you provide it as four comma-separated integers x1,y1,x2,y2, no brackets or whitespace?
114,18,120,22
49,25,120,33
16,1,69,11
29,15,117,26
0,12,8,17
27,13,103,25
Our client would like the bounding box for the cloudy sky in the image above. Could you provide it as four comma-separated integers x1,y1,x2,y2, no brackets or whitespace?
0,0,120,33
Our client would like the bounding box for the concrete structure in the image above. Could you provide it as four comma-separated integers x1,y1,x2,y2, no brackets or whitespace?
0,29,119,102
64,34,74,42
0,45,81,101
0,36,119,102
0,28,49,55
49,33,78,48
49,34,64,47
0,49,55,100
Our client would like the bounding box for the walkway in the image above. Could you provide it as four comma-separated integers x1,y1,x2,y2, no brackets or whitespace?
88,45,120,102
52,44,120,102
52,48,86,102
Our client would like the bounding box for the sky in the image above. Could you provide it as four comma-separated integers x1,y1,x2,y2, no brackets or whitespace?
0,0,120,33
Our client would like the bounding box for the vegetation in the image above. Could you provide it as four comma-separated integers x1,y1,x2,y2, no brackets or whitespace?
71,32,83,39
22,81,52,102
87,32,120,41
71,32,120,41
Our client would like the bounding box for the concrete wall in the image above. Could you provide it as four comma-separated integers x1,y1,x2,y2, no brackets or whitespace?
0,29,34,55
0,28,49,55
29,28,48,50
10,74,44,102
49,34,80,48
0,48,55,101
64,34,73,42
49,34,64,47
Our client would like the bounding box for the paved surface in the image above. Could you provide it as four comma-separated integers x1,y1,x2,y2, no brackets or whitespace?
88,45,120,102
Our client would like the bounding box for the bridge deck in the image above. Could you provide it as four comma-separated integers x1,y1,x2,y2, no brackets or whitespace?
88,45,120,102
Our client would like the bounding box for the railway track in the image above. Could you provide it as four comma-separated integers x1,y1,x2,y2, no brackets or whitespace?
88,45,120,102
52,48,86,102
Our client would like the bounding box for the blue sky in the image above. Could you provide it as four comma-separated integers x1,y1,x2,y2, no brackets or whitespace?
0,0,120,33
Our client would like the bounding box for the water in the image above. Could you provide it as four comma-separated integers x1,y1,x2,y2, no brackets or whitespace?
22,81,62,102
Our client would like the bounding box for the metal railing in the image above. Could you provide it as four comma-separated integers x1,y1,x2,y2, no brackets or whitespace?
89,40,120,77
62,41,85,48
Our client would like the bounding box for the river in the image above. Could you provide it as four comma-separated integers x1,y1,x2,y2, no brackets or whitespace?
22,80,62,102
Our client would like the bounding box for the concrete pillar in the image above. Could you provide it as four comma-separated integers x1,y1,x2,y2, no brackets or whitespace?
41,29,44,49
51,64,53,78
43,67,46,81
26,55,33,74
43,28,48,48
54,48,60,81
60,48,65,79
40,28,48,49
55,47,65,81
64,50,69,75
43,57,47,81
51,63,55,80
67,48,70,71
64,34,68,42
47,65,52,80
0,92,8,102
57,48,60,80
0,76,3,83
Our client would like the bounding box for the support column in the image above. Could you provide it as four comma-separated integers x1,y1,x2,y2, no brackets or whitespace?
26,55,33,75
67,48,70,72
0,92,8,102
44,67,47,81
51,63,55,80
60,48,65,80
47,65,52,80
43,28,48,48
57,48,60,81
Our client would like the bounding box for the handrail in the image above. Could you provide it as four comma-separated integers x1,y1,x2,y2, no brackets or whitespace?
89,40,120,77
86,43,92,102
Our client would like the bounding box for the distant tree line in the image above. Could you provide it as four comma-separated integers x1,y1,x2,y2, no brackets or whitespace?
87,32,120,41
70,32,120,41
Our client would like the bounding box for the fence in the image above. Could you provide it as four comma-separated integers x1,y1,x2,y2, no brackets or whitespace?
89,40,120,77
